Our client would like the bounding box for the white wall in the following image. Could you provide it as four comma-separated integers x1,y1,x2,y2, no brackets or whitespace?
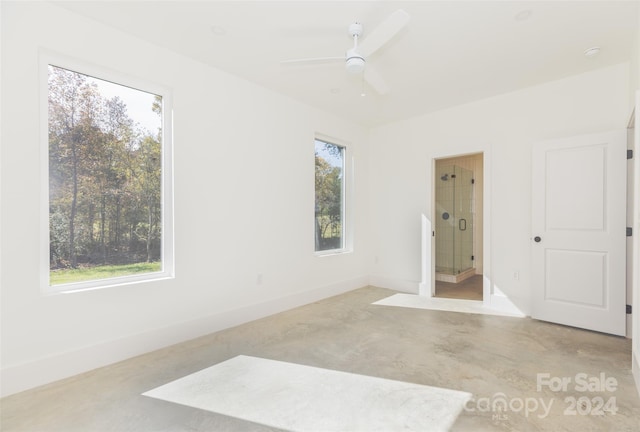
630,6,639,107
368,63,630,314
0,2,369,396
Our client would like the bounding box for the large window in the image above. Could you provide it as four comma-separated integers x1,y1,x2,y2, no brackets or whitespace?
44,61,173,292
315,138,345,252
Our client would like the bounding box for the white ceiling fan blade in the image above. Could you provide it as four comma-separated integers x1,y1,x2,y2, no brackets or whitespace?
280,57,343,66
364,65,389,95
359,9,410,58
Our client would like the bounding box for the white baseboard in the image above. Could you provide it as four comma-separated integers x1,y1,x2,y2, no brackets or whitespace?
369,276,419,294
0,276,368,398
633,352,640,398
484,293,527,317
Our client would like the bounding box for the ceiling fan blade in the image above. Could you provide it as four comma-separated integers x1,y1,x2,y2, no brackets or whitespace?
280,56,343,66
364,65,389,95
359,9,410,58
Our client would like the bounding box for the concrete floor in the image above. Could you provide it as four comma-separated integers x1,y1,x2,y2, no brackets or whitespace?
1,286,639,431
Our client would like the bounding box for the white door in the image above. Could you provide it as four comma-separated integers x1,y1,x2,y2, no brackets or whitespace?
632,92,640,388
532,130,627,336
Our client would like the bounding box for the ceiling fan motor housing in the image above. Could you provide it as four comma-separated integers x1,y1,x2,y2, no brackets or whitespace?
345,48,365,74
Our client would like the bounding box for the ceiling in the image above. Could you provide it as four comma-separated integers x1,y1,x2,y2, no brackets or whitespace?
55,1,639,127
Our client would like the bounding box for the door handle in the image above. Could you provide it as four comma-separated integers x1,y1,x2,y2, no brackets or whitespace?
534,236,542,243
459,218,467,231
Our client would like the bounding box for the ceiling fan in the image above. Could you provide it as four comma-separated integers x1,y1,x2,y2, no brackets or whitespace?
280,9,411,95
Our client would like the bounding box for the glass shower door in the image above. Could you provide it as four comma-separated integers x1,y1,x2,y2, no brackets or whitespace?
454,166,474,273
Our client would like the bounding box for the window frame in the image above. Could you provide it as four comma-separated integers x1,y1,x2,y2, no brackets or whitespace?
314,135,352,256
40,51,174,294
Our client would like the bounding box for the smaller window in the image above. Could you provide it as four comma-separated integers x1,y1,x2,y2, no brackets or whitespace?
315,139,345,252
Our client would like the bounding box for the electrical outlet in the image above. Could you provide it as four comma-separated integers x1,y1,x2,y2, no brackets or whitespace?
513,271,520,281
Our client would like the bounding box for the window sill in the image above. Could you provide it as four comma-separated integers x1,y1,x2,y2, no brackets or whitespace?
43,272,174,295
315,249,353,258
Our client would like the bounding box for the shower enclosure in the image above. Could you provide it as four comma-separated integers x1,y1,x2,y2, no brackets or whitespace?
435,164,474,282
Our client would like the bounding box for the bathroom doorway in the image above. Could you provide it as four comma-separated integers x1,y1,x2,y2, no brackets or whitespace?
434,153,484,300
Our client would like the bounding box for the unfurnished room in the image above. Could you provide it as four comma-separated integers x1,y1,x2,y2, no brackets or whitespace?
1,1,640,431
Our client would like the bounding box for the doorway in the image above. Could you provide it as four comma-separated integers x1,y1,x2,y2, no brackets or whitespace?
434,153,483,300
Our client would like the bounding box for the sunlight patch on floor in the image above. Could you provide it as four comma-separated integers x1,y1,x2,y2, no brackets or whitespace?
143,355,471,432
373,294,525,317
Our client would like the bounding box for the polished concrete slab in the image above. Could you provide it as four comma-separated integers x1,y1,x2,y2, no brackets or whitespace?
144,355,471,431
1,286,639,431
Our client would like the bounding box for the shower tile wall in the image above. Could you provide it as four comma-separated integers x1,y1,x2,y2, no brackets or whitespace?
436,165,455,273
